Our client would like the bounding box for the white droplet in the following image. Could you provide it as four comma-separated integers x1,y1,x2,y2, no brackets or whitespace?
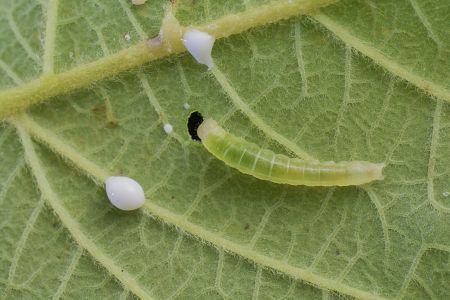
124,32,131,41
183,103,190,110
164,123,173,134
105,176,145,211
182,29,215,69
443,191,449,197
132,0,147,5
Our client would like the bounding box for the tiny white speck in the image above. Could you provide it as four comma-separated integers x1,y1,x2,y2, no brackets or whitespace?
124,33,131,41
164,123,173,134
443,191,449,197
183,103,190,110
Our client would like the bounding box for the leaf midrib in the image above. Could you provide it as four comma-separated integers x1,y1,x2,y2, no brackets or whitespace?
4,1,448,297
13,121,155,300
2,0,449,120
0,0,338,119
13,113,388,300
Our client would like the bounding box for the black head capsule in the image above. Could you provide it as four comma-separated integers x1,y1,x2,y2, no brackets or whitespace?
187,111,204,142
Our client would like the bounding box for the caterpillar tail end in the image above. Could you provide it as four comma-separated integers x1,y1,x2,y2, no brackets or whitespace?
371,163,386,181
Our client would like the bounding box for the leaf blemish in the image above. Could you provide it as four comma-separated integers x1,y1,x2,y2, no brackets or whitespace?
147,34,162,48
105,98,119,128
91,98,119,128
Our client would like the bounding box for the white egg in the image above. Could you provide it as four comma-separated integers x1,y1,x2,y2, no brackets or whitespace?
182,29,215,69
183,103,190,110
163,123,173,134
105,176,145,211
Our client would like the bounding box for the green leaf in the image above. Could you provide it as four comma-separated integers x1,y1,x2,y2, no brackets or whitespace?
1,0,449,299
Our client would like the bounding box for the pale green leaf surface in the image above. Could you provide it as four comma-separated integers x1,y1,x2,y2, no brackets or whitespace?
1,0,450,299
0,0,44,86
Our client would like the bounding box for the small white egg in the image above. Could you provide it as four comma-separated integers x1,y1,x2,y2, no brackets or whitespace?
443,191,449,197
182,29,215,69
124,32,131,41
164,123,173,134
105,176,145,211
183,103,190,110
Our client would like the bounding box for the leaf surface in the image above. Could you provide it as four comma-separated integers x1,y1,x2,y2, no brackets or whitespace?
1,0,449,299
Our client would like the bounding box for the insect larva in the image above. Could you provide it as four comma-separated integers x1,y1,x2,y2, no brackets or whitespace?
105,176,145,210
197,119,385,186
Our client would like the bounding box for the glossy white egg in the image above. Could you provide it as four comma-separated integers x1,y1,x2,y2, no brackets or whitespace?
105,176,145,211
182,29,215,69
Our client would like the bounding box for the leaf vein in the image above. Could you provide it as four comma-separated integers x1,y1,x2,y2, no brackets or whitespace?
6,14,40,64
427,100,449,213
211,66,316,161
332,46,352,155
42,0,59,74
311,13,450,104
52,246,83,300
0,0,338,119
11,119,155,300
294,22,309,97
15,113,387,300
5,197,45,290
0,59,23,85
408,0,442,49
0,157,25,207
118,0,147,40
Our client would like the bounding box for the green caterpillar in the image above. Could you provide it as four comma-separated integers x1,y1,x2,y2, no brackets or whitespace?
197,119,385,186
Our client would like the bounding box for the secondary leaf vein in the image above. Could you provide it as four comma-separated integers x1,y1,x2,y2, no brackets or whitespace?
311,13,450,104
14,114,387,300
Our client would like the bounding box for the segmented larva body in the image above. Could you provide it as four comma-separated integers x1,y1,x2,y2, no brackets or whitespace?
197,119,385,186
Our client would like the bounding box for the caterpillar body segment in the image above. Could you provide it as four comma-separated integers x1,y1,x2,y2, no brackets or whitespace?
197,119,385,186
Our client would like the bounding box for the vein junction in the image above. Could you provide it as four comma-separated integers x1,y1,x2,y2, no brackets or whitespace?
12,113,386,300
0,0,338,119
